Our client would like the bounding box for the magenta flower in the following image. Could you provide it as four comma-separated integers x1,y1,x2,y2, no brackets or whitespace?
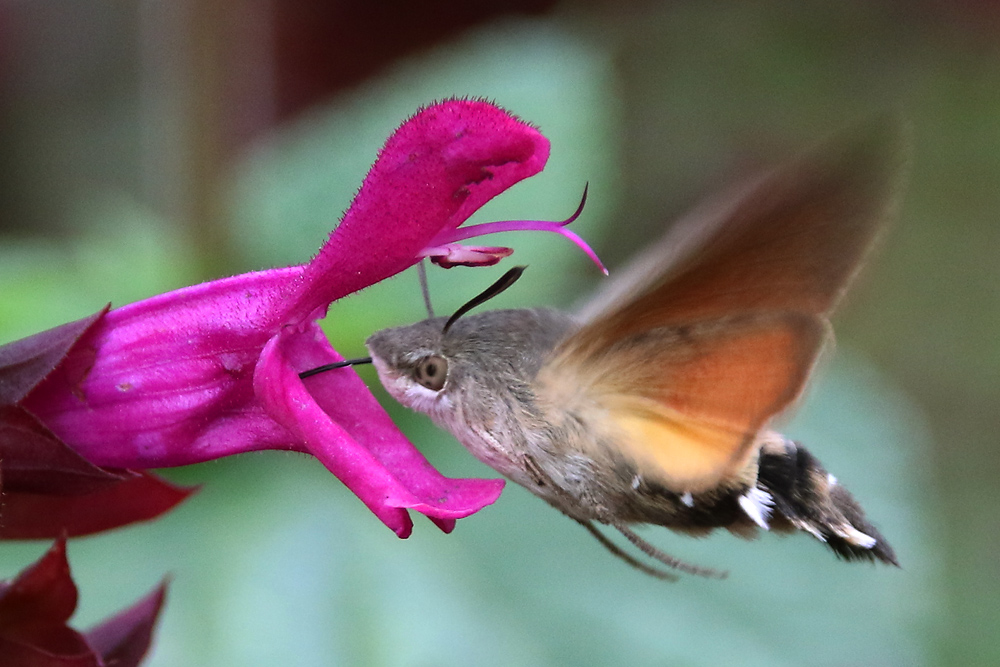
0,310,194,539
8,99,600,538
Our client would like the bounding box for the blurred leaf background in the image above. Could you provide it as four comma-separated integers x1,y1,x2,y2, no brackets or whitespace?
0,1,993,664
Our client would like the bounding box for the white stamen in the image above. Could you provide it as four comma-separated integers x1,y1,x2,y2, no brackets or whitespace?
680,492,694,507
738,487,773,530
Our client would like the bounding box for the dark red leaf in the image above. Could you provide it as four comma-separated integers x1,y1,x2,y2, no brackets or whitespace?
0,539,76,629
0,473,197,540
0,539,167,666
0,635,100,667
0,406,130,496
85,581,167,667
0,309,108,406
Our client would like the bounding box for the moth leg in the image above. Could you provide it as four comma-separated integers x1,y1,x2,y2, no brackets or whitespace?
612,522,728,580
577,520,678,581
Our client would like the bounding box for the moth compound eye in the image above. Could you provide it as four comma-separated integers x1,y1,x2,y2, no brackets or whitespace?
414,355,448,391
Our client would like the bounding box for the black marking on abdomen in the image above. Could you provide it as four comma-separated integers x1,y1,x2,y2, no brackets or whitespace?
758,440,898,566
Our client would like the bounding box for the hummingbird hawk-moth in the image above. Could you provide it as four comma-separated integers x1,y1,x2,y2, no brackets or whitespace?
314,123,904,579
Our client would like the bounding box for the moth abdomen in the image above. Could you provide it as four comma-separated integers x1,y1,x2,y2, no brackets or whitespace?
757,436,898,566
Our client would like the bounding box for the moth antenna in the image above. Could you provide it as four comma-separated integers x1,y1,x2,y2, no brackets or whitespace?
578,521,679,581
417,260,435,318
612,522,728,580
443,266,527,334
298,356,373,379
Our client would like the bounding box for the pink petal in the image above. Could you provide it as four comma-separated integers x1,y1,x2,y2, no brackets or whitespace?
255,325,503,537
23,267,306,469
284,99,550,321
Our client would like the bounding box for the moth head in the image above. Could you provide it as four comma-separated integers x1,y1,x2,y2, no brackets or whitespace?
365,318,453,412
365,266,529,414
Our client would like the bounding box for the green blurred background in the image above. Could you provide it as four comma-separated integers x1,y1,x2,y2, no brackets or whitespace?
0,1,995,664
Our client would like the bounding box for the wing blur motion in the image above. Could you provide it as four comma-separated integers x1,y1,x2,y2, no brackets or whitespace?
543,121,905,492
541,313,826,491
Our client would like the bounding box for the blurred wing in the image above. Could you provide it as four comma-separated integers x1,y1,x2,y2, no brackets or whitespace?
544,122,904,490
540,314,825,491
577,120,906,331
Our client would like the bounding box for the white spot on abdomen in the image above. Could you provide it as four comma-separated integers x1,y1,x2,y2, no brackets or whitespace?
738,487,774,530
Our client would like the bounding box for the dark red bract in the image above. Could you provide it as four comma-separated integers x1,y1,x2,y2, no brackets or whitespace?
0,538,166,667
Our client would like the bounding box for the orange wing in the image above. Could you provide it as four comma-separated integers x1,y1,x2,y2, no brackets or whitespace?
542,122,904,491
540,314,825,491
